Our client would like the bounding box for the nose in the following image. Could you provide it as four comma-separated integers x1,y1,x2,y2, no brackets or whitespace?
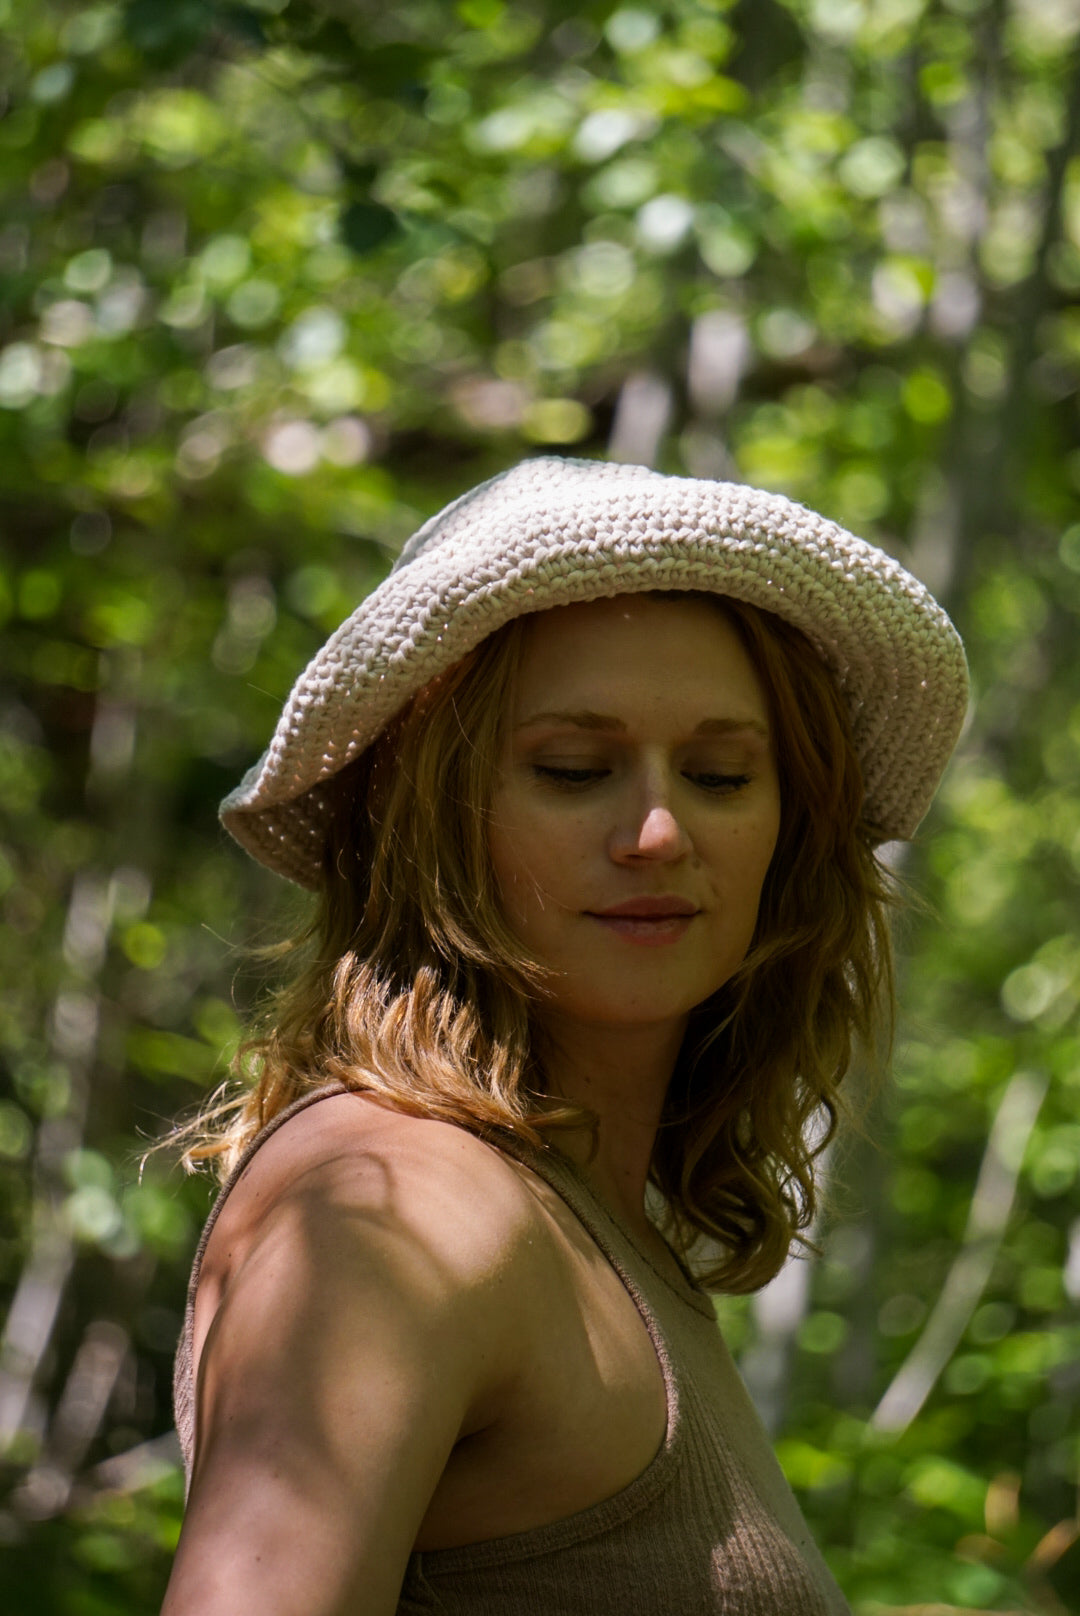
609,792,693,865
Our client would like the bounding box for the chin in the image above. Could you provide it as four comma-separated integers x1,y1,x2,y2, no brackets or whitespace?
544,985,727,1029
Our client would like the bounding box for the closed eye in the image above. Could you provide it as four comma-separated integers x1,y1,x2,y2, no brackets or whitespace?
533,765,753,795
532,764,610,789
686,771,752,794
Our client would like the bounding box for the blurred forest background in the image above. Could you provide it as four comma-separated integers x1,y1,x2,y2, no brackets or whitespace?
1,0,1079,1610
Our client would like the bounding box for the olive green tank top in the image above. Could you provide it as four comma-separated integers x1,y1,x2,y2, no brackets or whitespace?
174,1088,851,1615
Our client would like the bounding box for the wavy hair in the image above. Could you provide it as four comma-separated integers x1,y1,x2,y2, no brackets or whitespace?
178,594,895,1293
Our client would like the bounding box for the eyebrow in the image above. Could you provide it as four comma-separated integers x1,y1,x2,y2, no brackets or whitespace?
514,709,770,739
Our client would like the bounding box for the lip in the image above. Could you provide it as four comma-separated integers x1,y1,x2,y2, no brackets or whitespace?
588,896,700,918
585,895,701,949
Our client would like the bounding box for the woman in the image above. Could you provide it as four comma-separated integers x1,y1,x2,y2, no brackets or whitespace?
164,457,968,1615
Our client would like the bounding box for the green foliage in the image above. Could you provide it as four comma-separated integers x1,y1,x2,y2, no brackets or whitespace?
1,0,1079,1611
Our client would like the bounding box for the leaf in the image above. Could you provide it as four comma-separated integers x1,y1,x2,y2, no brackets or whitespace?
123,0,266,61
219,6,269,48
355,43,436,96
339,200,402,256
122,0,216,61
338,159,381,191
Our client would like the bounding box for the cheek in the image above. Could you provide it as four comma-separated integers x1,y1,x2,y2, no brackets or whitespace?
751,780,782,866
748,814,782,933
721,805,781,910
487,819,523,913
488,803,551,911
751,810,782,879
488,800,590,931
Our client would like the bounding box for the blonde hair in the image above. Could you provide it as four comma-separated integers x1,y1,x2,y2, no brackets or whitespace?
179,595,894,1293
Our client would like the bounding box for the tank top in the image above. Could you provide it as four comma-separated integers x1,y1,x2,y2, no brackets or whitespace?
174,1087,851,1615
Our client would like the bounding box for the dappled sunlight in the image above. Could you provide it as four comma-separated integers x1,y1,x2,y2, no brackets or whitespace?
1,0,1078,1609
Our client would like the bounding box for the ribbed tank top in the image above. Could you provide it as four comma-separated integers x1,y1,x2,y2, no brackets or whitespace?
174,1088,851,1615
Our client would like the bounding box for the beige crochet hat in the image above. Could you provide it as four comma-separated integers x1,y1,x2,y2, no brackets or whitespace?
221,456,968,887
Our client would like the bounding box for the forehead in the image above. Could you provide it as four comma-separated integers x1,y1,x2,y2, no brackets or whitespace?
511,593,769,717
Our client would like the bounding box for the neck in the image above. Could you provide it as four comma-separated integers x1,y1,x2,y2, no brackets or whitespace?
537,1017,686,1239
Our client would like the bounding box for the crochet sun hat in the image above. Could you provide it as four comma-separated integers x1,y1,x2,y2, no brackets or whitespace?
221,456,969,888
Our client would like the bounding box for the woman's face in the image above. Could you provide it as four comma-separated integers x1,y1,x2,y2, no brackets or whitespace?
488,594,781,1038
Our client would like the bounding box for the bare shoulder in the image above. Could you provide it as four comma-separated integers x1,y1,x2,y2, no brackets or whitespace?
193,1092,541,1380
206,1092,537,1280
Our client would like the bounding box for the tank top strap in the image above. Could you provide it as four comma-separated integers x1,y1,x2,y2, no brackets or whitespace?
490,1130,716,1322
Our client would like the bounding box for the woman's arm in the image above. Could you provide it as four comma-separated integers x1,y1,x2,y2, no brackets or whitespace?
162,1096,530,1616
